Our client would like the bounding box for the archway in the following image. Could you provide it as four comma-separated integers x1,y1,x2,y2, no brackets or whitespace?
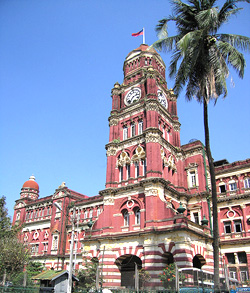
115,254,142,289
162,252,174,265
193,254,206,269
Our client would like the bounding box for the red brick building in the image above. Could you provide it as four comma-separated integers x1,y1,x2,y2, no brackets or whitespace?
13,45,250,289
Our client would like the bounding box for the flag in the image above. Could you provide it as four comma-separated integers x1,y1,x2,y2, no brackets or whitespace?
132,29,143,37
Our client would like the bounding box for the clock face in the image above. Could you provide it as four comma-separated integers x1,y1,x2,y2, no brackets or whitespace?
124,88,141,105
157,89,168,108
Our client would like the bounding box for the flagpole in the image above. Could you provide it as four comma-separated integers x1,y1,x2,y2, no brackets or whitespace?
143,27,145,44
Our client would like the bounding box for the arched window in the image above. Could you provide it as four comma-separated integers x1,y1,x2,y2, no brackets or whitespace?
16,212,20,221
134,208,140,225
135,161,139,178
229,180,237,191
138,120,143,135
142,159,146,176
131,123,135,137
244,178,250,189
126,164,130,178
123,211,129,226
123,126,128,140
119,166,123,181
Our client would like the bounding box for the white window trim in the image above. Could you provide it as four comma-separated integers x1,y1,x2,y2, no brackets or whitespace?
188,169,198,188
123,127,128,140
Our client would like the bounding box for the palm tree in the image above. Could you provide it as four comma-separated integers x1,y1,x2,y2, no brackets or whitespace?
152,0,250,291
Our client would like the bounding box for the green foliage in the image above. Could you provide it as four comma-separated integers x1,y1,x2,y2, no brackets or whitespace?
0,196,12,238
11,262,44,286
138,268,151,289
0,236,30,276
0,196,31,283
76,258,101,290
159,263,176,290
112,138,120,143
153,0,250,101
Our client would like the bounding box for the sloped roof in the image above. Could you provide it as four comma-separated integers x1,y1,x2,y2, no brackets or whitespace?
32,270,78,281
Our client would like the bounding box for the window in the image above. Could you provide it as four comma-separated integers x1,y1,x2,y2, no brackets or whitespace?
188,170,197,187
123,127,128,140
31,244,39,254
229,181,237,191
240,269,248,282
229,268,237,279
142,159,146,176
131,123,135,137
244,178,250,188
84,210,88,219
89,209,93,218
224,221,232,234
119,166,123,181
124,211,129,226
43,242,48,252
126,165,130,178
138,121,143,135
226,253,235,264
219,184,226,193
97,208,101,216
166,130,169,142
238,252,247,264
193,212,199,224
135,161,139,178
135,209,140,225
234,220,242,233
16,212,20,221
52,235,58,250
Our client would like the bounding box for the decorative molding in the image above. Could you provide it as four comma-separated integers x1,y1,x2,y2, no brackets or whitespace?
106,146,118,157
117,151,131,167
145,130,161,143
131,145,146,163
109,117,119,126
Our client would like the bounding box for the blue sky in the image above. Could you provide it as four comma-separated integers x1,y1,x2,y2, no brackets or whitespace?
0,0,249,219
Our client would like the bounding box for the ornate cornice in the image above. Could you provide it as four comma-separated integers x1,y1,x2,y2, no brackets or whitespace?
144,128,162,143
145,99,159,112
106,145,118,157
109,117,119,126
217,191,250,203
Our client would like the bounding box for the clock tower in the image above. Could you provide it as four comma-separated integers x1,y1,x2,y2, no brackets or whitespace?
105,44,181,188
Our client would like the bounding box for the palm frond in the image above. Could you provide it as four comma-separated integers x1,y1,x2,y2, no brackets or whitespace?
217,40,246,78
195,7,219,31
217,34,250,52
152,35,180,52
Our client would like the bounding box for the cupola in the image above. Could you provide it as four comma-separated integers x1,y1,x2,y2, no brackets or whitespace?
20,175,39,200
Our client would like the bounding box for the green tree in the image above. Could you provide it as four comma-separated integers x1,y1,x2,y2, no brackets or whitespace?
12,261,44,286
76,257,101,290
0,196,12,238
0,196,30,284
159,264,176,290
153,0,250,291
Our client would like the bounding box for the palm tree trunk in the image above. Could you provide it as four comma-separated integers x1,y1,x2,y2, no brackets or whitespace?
203,100,220,292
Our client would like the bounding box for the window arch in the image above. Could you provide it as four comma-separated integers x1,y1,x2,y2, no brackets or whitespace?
134,208,140,225
123,210,129,226
229,179,237,191
219,181,226,193
244,177,250,189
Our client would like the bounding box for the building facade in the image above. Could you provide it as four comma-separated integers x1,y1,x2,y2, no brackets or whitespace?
13,45,250,289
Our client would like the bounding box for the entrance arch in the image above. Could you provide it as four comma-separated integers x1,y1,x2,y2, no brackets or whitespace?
193,254,206,269
162,252,174,265
115,254,142,289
